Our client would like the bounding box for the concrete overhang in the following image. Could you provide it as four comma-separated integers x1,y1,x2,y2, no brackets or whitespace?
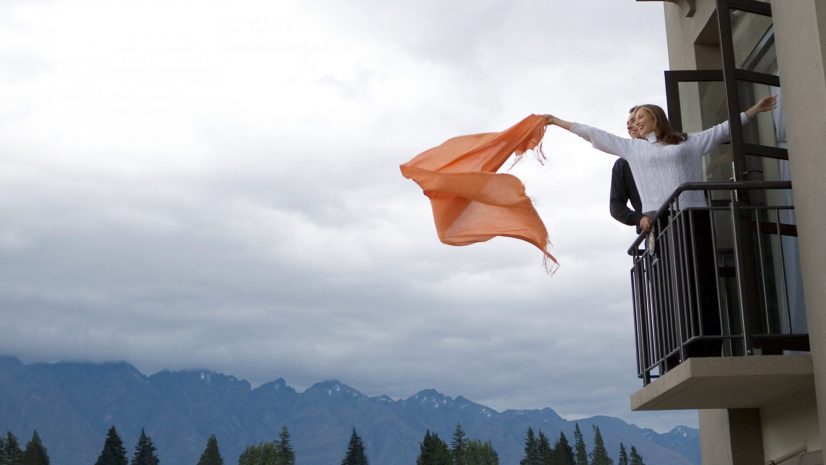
631,354,814,411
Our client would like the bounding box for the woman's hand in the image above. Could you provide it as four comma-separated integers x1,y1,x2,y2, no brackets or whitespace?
745,95,778,118
540,114,573,130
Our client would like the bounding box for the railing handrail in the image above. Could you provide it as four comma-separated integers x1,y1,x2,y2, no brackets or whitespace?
627,180,793,254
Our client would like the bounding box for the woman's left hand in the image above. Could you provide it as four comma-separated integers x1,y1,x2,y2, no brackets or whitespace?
746,95,778,118
755,95,778,113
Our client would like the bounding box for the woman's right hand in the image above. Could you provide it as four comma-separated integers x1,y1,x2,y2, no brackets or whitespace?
541,114,573,131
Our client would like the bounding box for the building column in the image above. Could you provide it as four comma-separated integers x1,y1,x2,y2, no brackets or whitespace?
700,409,764,465
771,0,826,453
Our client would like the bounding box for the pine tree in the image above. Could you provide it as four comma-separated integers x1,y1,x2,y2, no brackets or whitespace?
95,426,128,465
451,424,468,465
465,440,498,465
4,432,22,465
340,429,368,465
416,431,451,465
275,426,294,465
617,444,628,465
537,432,553,465
552,432,574,465
130,430,159,465
21,431,48,465
519,428,540,465
629,447,644,465
196,435,223,465
588,427,612,465
573,425,588,465
238,441,277,465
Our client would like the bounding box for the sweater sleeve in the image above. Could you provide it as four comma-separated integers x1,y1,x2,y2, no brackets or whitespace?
689,112,749,154
569,123,635,158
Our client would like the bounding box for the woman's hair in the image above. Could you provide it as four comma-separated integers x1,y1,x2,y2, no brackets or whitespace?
636,104,687,145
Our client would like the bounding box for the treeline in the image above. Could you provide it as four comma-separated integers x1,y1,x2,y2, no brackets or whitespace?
518,424,645,465
416,424,497,465
0,423,645,465
0,431,49,465
0,427,349,465
0,428,161,465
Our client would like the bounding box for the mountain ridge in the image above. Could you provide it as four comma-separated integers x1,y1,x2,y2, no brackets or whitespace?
0,356,699,465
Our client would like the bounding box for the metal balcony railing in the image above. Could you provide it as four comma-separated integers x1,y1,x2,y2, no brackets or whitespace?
630,181,810,385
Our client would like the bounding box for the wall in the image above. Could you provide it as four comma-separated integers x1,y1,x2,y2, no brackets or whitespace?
771,0,826,453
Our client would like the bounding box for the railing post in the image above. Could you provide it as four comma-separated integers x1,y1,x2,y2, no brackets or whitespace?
729,190,756,355
632,255,651,384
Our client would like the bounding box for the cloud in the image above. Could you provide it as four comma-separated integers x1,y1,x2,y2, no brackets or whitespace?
0,0,693,433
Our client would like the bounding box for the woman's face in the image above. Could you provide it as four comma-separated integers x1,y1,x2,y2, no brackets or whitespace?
634,108,656,138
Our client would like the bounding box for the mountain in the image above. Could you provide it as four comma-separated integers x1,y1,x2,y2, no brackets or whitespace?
0,356,698,465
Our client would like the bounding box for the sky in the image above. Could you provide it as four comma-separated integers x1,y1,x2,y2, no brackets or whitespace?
0,0,699,432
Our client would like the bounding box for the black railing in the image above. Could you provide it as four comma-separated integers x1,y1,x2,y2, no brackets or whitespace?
630,181,810,385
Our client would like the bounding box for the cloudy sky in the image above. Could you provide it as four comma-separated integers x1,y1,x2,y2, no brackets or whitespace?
0,0,698,431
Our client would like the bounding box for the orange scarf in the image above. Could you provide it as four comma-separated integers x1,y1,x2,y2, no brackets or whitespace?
400,114,557,271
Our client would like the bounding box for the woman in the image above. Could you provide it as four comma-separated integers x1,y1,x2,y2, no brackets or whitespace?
544,96,777,358
544,95,777,232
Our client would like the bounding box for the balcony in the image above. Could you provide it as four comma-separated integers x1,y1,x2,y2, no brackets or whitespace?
629,181,809,387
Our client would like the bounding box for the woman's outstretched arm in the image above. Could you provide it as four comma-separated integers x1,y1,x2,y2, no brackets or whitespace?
693,95,779,153
541,114,635,157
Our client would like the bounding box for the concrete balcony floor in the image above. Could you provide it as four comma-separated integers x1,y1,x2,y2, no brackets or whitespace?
631,354,814,411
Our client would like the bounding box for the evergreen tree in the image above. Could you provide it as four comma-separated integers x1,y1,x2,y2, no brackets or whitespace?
450,424,468,465
416,431,451,465
588,427,612,465
340,429,368,465
519,428,540,465
573,425,588,465
465,440,498,465
275,427,294,465
629,447,644,465
238,442,277,465
537,432,553,465
130,430,159,465
21,431,48,465
617,444,628,465
0,435,6,465
196,435,223,465
552,432,574,465
95,426,128,465
4,432,22,465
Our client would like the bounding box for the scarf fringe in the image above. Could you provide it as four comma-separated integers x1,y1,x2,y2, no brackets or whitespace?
542,238,559,275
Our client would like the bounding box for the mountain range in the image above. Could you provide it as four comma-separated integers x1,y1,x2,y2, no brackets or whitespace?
0,356,699,465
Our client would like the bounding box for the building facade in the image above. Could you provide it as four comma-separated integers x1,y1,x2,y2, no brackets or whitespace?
629,1,826,465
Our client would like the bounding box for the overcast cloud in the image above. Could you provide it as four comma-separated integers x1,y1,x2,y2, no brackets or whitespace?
0,0,698,432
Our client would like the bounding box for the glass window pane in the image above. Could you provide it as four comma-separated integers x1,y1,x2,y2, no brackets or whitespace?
730,10,776,74
745,155,790,182
677,81,727,132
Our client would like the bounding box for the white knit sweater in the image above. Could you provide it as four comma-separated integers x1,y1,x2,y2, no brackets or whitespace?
570,113,748,212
